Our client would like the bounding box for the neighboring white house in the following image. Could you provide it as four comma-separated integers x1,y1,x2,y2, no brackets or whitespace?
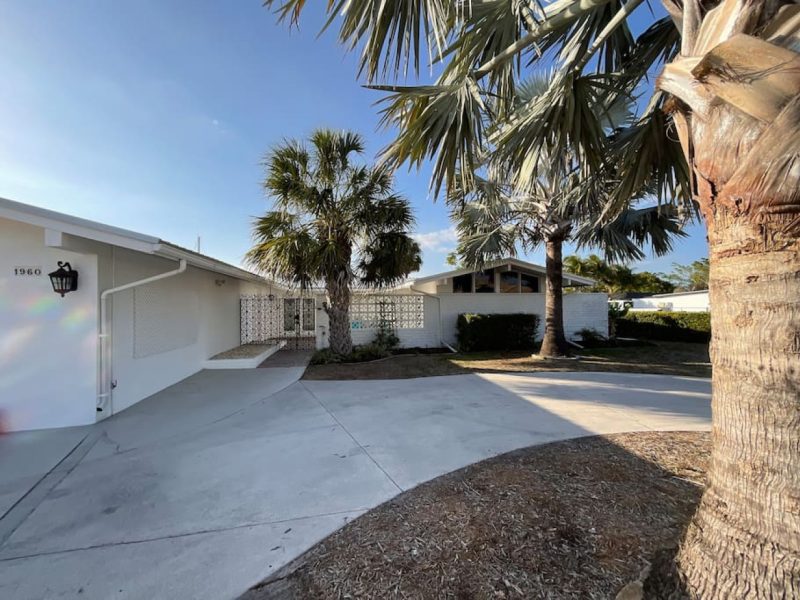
1,199,608,433
621,290,710,312
0,198,280,432
340,258,608,349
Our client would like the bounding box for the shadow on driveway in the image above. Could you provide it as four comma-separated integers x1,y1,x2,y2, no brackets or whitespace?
0,370,710,599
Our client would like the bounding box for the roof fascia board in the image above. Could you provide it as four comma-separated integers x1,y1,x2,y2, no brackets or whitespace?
154,243,268,284
0,197,159,254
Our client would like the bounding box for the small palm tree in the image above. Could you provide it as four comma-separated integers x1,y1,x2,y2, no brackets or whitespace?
247,129,421,355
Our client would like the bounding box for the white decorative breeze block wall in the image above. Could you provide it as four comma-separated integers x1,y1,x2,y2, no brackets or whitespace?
349,294,440,348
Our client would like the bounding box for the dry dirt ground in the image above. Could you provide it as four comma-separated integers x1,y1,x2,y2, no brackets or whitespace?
302,342,711,380
242,431,709,600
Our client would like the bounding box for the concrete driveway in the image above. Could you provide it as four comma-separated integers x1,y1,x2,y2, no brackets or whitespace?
0,369,710,599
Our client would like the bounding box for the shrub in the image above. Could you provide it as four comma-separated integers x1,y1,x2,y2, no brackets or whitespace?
457,313,540,352
350,342,392,362
576,327,607,347
617,311,711,342
373,320,400,351
310,348,344,365
310,342,392,365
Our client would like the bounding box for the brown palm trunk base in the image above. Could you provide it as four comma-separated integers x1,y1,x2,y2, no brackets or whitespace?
539,235,571,358
675,210,800,597
326,276,353,356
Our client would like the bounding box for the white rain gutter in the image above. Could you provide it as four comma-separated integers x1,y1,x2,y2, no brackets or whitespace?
97,259,187,415
409,284,457,353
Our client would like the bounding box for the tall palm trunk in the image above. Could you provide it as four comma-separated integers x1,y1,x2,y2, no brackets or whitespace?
660,26,800,588
676,208,800,597
326,273,353,355
540,234,570,357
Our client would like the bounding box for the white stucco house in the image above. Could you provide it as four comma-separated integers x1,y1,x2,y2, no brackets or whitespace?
1,199,607,433
0,198,280,432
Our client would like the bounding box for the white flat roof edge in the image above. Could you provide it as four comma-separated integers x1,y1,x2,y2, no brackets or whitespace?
0,197,270,285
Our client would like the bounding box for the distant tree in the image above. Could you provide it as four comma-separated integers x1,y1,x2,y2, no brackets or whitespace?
564,255,675,296
445,251,459,267
663,259,710,291
247,129,422,355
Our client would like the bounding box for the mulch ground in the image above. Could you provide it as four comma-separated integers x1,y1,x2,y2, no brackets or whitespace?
243,431,709,600
302,341,711,380
303,353,471,380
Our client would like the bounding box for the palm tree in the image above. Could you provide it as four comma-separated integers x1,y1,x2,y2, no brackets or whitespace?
247,129,421,355
450,169,682,357
449,74,682,357
266,2,800,595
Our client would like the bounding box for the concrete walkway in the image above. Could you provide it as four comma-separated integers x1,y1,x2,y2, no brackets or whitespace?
0,371,710,599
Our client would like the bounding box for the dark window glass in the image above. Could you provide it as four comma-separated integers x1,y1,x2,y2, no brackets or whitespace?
452,273,472,293
474,269,495,293
499,271,519,293
520,273,539,293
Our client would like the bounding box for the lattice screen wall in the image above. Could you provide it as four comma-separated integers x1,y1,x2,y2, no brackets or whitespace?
349,295,424,330
240,295,316,345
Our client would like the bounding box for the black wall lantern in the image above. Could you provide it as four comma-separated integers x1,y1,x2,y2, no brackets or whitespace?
48,261,79,297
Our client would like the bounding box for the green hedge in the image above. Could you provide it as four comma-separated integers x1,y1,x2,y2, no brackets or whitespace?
617,311,711,342
457,313,540,351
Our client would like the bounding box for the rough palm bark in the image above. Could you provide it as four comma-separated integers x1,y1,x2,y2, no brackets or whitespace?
540,234,571,358
326,272,353,355
656,3,800,595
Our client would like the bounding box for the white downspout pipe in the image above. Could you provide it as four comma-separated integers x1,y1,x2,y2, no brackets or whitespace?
97,259,187,416
409,284,457,353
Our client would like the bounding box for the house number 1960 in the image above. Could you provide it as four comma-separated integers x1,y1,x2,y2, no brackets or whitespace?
13,267,42,276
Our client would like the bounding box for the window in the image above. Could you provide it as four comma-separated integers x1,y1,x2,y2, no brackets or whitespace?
520,273,540,293
283,298,298,332
474,269,495,293
499,271,520,293
452,273,472,293
302,298,315,331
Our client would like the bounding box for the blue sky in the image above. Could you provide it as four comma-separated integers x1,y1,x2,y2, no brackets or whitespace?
0,1,708,277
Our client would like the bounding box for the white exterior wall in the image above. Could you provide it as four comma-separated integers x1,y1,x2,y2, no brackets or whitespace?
437,293,545,346
332,290,609,350
0,216,274,432
0,218,99,431
436,292,608,346
103,249,272,414
628,291,709,312
562,293,610,337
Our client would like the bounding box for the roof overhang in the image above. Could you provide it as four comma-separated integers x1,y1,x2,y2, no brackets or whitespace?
0,196,269,285
409,257,595,288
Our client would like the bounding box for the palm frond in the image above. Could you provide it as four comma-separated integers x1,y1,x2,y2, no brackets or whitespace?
374,77,485,195
574,204,687,262
246,211,321,288
358,233,422,286
606,101,692,217
491,72,629,188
